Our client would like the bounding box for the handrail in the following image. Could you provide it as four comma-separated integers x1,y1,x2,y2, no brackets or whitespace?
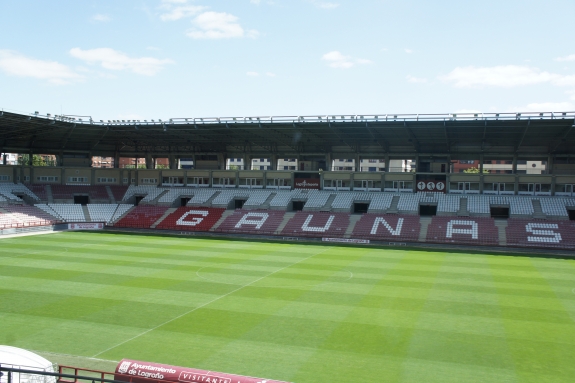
1,107,574,127
0,366,122,383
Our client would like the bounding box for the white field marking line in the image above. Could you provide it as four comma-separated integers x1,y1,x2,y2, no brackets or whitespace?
30,349,119,364
1,243,92,260
572,288,575,295
195,263,353,288
91,247,329,358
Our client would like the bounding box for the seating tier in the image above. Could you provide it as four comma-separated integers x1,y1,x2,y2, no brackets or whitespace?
506,219,575,249
156,207,225,231
280,211,350,238
352,214,420,242
426,216,499,245
114,206,169,228
215,210,285,235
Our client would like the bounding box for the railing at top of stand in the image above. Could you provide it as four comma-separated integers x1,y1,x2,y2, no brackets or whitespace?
0,366,184,383
0,366,120,383
2,107,575,127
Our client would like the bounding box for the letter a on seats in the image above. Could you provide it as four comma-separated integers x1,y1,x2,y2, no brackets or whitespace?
371,217,403,235
235,212,269,229
446,220,478,239
302,214,334,232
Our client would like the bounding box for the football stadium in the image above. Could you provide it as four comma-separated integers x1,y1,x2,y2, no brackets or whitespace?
2,0,575,381
1,110,575,383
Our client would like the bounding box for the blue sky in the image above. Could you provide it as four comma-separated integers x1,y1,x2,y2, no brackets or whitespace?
0,0,574,120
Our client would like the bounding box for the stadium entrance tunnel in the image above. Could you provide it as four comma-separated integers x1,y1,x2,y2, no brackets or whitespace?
491,206,510,219
234,198,246,209
292,201,305,211
569,208,575,221
73,195,89,205
181,197,191,207
135,196,144,206
354,203,369,214
419,204,437,216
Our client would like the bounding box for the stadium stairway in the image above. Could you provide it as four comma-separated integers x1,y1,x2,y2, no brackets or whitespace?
388,196,400,214
209,210,235,231
105,186,116,204
198,191,221,207
458,197,470,216
276,212,295,234
532,199,546,219
110,205,135,224
254,193,277,210
320,194,337,211
151,208,177,228
343,214,362,238
82,206,92,222
148,190,169,205
418,216,431,242
46,185,54,203
494,219,508,246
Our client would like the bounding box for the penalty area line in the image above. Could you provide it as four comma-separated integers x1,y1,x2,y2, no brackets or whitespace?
91,247,329,358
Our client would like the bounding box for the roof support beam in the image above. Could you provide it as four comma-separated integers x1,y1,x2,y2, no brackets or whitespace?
515,119,530,153
365,122,389,152
550,121,575,153
404,122,420,152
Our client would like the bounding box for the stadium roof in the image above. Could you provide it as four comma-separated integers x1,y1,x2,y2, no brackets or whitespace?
1,110,574,158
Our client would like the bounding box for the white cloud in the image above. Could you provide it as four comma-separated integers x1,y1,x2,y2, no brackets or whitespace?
250,0,261,4
187,11,257,39
0,50,83,85
517,101,574,112
92,14,111,22
309,0,339,9
160,5,206,21
317,2,339,9
266,72,276,77
69,48,173,76
404,48,413,54
247,71,259,76
555,54,575,62
440,65,575,88
406,75,427,83
322,51,372,69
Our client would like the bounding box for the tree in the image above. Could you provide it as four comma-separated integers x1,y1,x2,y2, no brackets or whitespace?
463,166,489,174
18,154,50,166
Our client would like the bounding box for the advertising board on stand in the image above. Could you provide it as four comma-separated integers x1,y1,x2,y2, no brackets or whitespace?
322,237,370,244
294,178,320,190
114,359,291,383
416,180,446,193
68,223,105,230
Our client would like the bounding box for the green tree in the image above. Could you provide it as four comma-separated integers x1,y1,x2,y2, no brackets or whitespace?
18,154,49,166
463,166,489,174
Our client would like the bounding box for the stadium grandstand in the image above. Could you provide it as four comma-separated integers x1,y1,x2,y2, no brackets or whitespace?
1,109,575,251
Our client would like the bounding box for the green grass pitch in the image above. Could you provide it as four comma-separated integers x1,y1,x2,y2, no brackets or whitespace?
1,232,575,383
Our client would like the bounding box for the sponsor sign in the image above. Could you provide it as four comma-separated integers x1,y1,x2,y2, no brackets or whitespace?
322,237,370,244
416,180,446,193
68,223,104,230
294,178,320,190
115,359,291,383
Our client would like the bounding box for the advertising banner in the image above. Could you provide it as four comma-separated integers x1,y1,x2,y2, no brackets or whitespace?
322,237,370,244
416,180,446,193
68,223,104,230
294,178,320,189
114,359,292,383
